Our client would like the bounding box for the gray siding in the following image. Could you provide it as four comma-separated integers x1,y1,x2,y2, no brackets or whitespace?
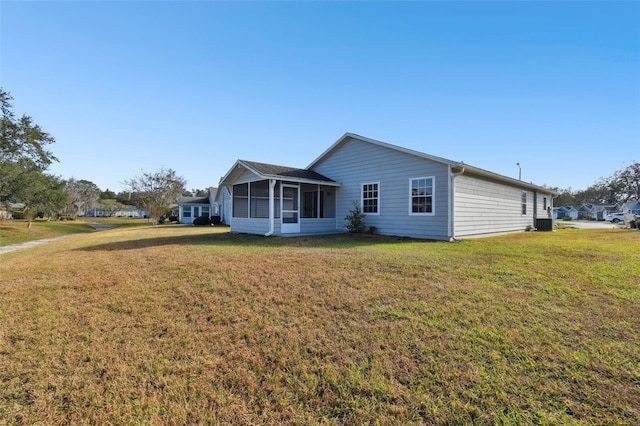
300,218,339,235
312,137,451,240
454,174,534,238
230,217,269,235
217,187,232,225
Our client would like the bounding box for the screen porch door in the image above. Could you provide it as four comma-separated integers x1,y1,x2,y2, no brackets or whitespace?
281,184,300,233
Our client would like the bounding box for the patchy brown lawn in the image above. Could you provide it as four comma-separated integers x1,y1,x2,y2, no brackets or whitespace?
0,226,638,424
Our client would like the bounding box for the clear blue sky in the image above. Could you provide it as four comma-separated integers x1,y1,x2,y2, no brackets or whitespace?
2,1,638,193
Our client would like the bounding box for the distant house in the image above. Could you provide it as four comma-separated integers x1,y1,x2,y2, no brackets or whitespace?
577,204,594,220
85,207,145,218
0,202,25,219
218,133,555,240
588,204,620,221
621,201,640,218
553,206,579,220
177,187,218,224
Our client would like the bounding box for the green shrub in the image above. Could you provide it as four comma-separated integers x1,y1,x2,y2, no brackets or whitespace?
344,201,366,233
193,215,212,226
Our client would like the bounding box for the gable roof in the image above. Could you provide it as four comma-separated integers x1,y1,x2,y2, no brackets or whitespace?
177,187,218,205
177,196,210,205
308,133,555,194
219,159,340,186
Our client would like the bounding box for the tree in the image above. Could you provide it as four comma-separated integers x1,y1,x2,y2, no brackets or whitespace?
568,162,640,205
190,188,209,197
64,178,101,216
100,188,117,200
27,174,68,219
551,187,576,207
0,158,67,219
1,89,60,214
610,162,640,202
574,180,616,205
124,167,186,223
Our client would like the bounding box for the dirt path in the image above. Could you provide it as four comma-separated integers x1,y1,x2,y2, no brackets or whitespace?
0,222,119,256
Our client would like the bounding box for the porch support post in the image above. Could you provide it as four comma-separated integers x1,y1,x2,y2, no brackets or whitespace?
266,179,276,236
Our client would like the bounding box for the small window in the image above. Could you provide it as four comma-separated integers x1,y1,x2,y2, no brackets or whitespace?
521,191,527,215
362,183,379,214
543,197,547,211
410,177,435,215
182,206,192,218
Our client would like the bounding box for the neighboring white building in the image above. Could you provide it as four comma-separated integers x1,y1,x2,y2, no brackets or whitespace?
177,187,218,224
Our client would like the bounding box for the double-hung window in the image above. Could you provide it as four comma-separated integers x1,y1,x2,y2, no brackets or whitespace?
410,177,434,215
362,183,379,214
182,206,192,218
521,191,527,215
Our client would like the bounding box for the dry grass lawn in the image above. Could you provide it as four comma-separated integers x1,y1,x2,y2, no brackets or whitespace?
0,225,638,425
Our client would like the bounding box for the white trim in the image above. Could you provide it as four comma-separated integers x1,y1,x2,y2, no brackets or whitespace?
220,159,341,187
307,133,554,195
361,182,380,216
408,176,436,216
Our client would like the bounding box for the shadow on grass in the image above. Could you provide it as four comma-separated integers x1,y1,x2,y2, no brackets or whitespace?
73,229,438,252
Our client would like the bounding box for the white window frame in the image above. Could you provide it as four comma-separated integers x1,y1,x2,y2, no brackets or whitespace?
182,205,192,218
409,176,435,216
361,182,380,215
521,191,527,215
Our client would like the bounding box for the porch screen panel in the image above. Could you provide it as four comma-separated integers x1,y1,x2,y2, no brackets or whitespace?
302,184,336,219
302,184,320,218
250,180,270,218
233,183,249,218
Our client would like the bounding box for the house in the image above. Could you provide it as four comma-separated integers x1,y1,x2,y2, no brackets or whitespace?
587,204,620,221
177,187,218,224
85,207,145,218
621,201,640,218
0,202,25,219
553,207,567,220
215,186,232,225
553,206,578,221
218,133,555,240
577,204,594,220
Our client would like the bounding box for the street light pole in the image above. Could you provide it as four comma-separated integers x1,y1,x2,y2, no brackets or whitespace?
516,163,521,181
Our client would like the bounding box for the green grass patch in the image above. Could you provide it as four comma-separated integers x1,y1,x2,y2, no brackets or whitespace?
0,217,154,247
0,226,638,424
0,219,94,246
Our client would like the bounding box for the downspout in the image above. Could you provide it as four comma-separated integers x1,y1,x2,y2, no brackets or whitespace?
265,179,276,236
449,164,465,241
